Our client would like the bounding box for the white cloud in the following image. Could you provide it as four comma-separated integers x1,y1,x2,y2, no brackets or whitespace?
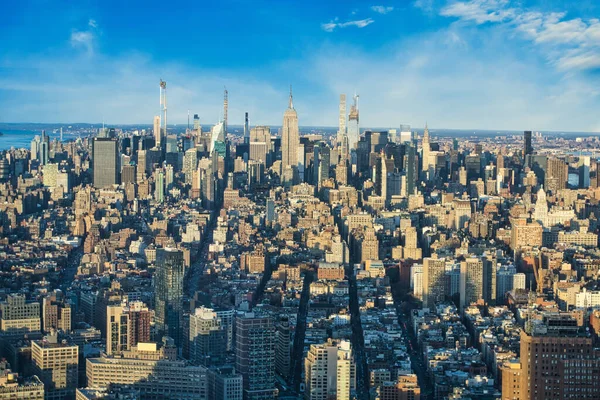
441,0,513,24
321,18,374,32
440,1,600,71
371,6,394,14
70,18,99,55
70,31,95,54
413,0,435,14
302,26,600,132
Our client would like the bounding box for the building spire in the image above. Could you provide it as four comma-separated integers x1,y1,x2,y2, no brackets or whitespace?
289,85,294,109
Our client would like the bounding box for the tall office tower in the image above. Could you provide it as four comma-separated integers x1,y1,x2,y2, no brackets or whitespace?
338,94,347,145
496,265,515,301
399,125,411,144
347,94,359,150
106,301,151,356
313,142,330,190
223,88,228,134
404,144,417,196
154,247,185,347
155,169,165,203
137,150,147,182
201,165,216,210
482,253,497,305
31,135,40,161
189,307,226,367
524,130,533,156
210,122,226,154
361,228,379,262
235,312,276,400
193,114,201,132
579,156,591,188
183,148,198,185
92,137,119,188
244,112,250,144
121,164,136,185
304,339,356,400
160,80,167,146
153,115,161,147
0,294,41,334
43,163,58,187
165,165,174,189
40,130,50,165
545,157,568,192
266,198,276,224
275,316,291,380
336,161,349,185
380,154,395,204
32,331,78,400
281,86,299,184
459,257,485,309
501,314,599,400
250,126,271,166
421,124,430,172
423,256,446,309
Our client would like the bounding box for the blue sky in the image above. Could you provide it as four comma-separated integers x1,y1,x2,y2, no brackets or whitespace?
1,0,600,131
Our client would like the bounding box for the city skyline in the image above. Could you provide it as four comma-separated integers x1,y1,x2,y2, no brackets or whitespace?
2,0,600,131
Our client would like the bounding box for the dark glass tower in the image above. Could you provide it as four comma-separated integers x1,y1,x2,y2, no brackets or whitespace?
154,247,184,347
524,130,533,156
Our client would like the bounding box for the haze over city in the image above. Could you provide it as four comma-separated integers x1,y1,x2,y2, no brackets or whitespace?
2,0,600,131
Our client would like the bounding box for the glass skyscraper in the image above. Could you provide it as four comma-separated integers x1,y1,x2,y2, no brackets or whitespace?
154,247,184,347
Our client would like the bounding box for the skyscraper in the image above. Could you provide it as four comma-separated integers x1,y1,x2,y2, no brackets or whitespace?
154,247,185,347
189,307,226,367
153,115,161,147
338,94,346,145
459,257,485,309
281,86,299,184
106,301,151,356
92,137,119,188
40,130,50,165
423,256,446,309
524,130,533,156
421,124,430,172
160,80,167,147
313,142,330,190
304,339,355,400
235,312,276,400
155,169,165,203
347,94,359,150
501,314,599,400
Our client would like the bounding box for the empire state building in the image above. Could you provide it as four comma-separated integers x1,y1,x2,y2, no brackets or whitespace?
281,86,299,184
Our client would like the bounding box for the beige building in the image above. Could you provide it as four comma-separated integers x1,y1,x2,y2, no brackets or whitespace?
281,88,299,184
0,294,41,334
0,361,44,400
510,219,542,251
423,256,446,308
87,342,207,399
31,332,79,400
304,339,355,400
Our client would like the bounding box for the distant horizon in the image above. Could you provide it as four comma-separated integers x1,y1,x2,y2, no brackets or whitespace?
1,122,599,136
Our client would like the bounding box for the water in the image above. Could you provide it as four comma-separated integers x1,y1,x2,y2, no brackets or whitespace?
0,129,64,151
